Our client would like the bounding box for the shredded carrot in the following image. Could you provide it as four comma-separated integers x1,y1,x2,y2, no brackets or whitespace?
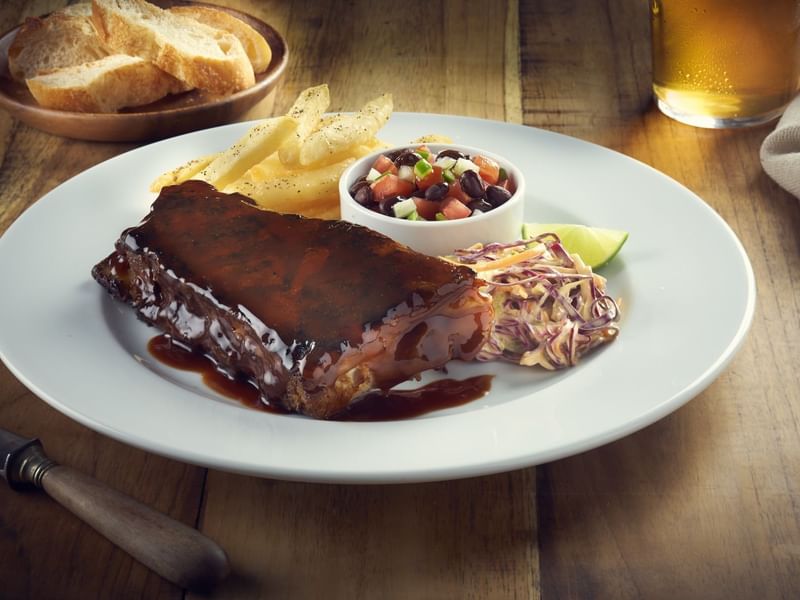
466,247,542,272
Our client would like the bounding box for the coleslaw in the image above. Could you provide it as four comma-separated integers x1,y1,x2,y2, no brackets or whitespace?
446,234,621,369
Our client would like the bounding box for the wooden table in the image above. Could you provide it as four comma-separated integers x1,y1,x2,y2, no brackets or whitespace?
1,1,798,598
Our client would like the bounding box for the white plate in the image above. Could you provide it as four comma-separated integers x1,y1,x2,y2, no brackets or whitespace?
0,114,755,483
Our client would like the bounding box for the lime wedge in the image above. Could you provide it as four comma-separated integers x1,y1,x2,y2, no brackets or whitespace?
522,223,628,269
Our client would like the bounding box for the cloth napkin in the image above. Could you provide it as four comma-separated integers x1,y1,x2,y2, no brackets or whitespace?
760,94,800,198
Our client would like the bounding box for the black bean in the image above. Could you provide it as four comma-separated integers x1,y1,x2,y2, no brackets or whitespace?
425,182,449,201
349,178,370,196
459,170,485,199
380,196,402,215
438,148,466,160
353,184,374,206
383,149,404,162
394,150,422,167
485,184,512,207
468,199,493,213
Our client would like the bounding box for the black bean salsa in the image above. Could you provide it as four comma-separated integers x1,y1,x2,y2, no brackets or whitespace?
348,145,516,221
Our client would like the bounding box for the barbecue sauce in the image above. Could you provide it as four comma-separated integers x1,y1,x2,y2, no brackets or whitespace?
147,335,288,414
148,334,492,421
329,375,493,421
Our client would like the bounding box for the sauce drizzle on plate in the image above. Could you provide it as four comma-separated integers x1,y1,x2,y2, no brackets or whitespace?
330,375,493,421
147,334,492,421
147,333,288,414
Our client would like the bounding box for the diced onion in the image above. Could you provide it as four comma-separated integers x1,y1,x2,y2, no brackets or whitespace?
453,157,480,176
434,156,457,170
398,165,414,182
393,197,417,218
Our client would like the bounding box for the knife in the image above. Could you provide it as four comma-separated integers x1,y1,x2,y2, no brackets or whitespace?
0,427,229,590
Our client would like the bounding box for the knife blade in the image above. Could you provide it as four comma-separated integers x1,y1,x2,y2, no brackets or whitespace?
0,425,229,590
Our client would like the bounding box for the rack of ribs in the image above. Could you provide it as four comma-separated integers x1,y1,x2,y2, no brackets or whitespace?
92,180,494,418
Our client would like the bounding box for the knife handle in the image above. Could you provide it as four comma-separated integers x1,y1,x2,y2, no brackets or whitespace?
39,464,229,590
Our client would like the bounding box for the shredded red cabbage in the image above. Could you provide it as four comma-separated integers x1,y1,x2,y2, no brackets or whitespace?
448,234,621,370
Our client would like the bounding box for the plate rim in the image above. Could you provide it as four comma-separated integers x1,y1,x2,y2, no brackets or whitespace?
0,113,757,483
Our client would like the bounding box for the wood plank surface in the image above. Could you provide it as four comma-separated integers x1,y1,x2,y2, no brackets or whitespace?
520,2,800,600
0,0,798,599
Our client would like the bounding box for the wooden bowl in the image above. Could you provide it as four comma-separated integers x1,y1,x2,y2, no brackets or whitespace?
0,1,289,143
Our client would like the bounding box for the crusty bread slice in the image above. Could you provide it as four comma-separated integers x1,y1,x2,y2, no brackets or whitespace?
169,5,272,74
59,3,93,17
91,0,255,94
26,54,184,113
8,11,107,81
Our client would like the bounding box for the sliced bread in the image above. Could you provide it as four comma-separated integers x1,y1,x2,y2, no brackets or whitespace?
8,11,107,81
91,0,255,94
59,3,93,17
169,5,272,74
26,54,184,113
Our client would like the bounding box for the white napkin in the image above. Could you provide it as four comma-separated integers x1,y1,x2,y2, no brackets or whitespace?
761,94,800,198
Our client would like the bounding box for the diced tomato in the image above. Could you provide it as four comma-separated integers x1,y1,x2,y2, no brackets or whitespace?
472,155,500,185
371,174,414,201
413,197,441,220
446,181,471,203
372,154,398,175
441,197,472,220
416,165,443,191
416,145,431,157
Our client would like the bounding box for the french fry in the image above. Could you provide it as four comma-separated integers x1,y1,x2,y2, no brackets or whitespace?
296,137,388,170
151,85,395,221
278,84,330,167
149,154,215,192
269,193,340,219
224,158,355,211
247,137,386,182
301,202,341,220
412,133,454,144
314,114,339,129
296,93,392,168
244,153,285,181
197,115,298,189
227,186,338,215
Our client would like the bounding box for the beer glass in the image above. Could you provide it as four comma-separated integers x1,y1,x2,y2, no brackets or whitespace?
651,0,800,128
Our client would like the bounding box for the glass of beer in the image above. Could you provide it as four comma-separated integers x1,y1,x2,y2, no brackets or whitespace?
651,0,800,128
